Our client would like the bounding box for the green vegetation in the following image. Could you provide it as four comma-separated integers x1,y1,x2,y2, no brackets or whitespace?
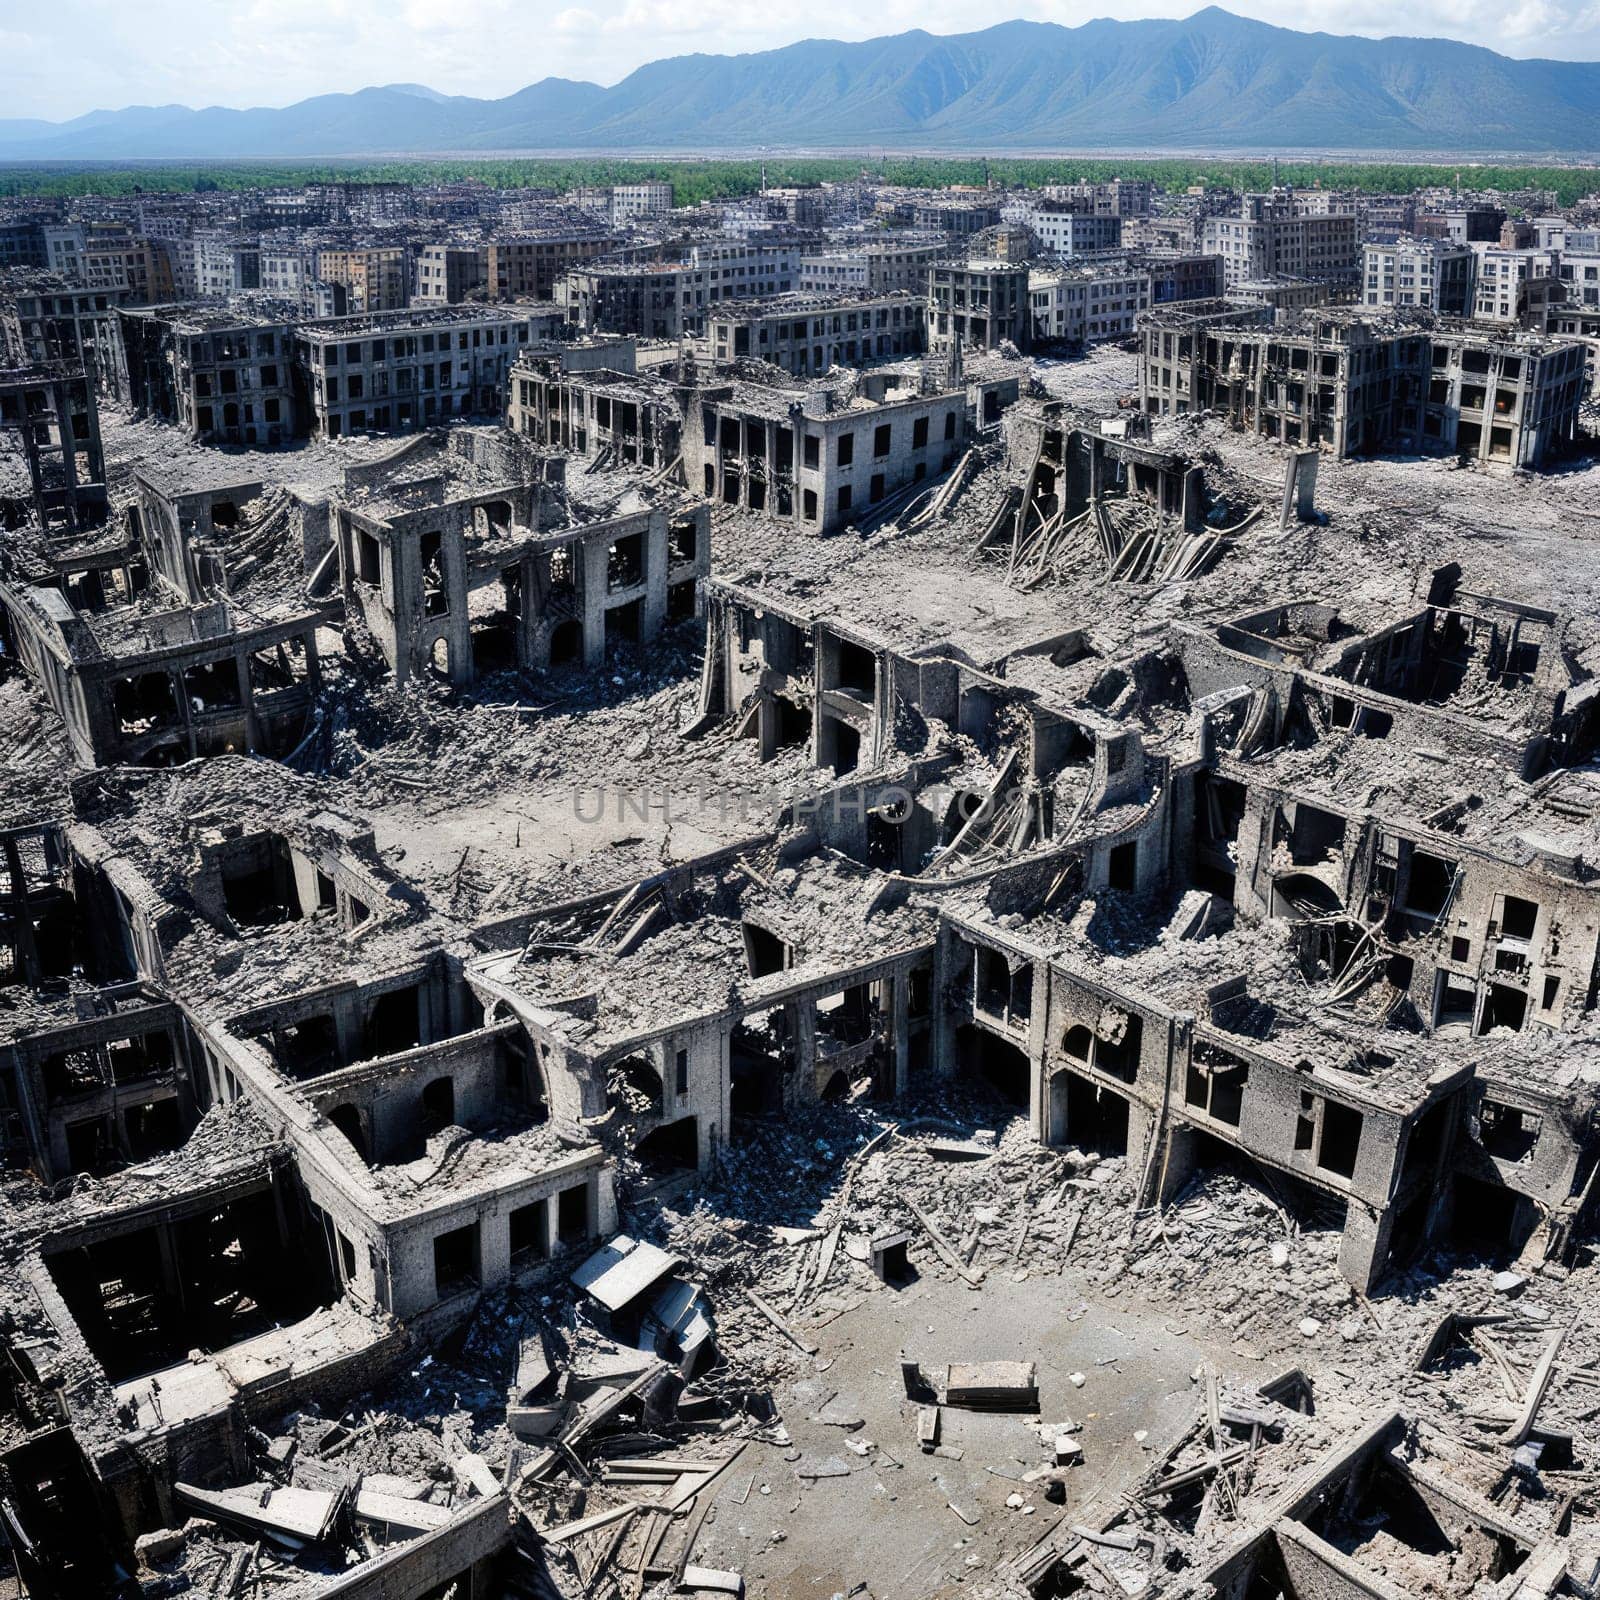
2,156,1595,206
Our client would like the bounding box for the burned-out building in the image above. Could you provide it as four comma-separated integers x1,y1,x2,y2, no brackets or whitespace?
0,468,328,767
560,243,801,339
0,362,107,534
119,301,300,446
798,240,947,296
505,339,689,470
292,303,564,438
117,300,566,446
1139,304,1588,468
927,259,1031,352
329,431,708,682
1,270,128,388
706,290,926,376
1203,191,1363,292
682,353,1020,533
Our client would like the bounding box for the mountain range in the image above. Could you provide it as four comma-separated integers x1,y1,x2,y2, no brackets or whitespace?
3,9,1598,159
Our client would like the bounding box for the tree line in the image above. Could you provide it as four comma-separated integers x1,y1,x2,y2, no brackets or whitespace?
2,155,1595,207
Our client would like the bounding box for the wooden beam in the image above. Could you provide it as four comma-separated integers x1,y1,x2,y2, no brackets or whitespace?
906,1198,986,1287
744,1289,819,1355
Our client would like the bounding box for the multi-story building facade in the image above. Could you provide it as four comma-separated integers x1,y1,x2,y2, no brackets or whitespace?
484,231,622,302
1472,246,1563,324
1029,262,1149,346
572,182,674,226
259,242,348,317
507,345,1019,533
119,303,300,446
1556,250,1600,311
1547,304,1600,396
1234,275,1332,312
1039,179,1154,217
0,362,107,534
608,182,674,224
1417,205,1506,244
314,246,410,314
193,233,261,298
41,224,85,280
0,219,50,271
1,271,127,384
118,300,563,445
1363,239,1476,316
706,291,925,375
1139,304,1586,471
1361,194,1420,241
798,241,946,296
294,304,563,438
683,362,1013,533
1123,214,1207,253
561,244,800,339
927,260,1030,352
71,234,157,303
259,240,312,300
415,244,488,305
1019,206,1123,259
911,201,1000,234
1203,193,1361,292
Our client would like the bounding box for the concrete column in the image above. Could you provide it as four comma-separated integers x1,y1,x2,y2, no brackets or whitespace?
716,1030,732,1170
582,538,607,671
789,1001,819,1108
175,667,197,760
1158,1122,1201,1206
538,1195,560,1260
1231,792,1276,919
890,970,910,1098
46,1118,72,1184
592,1169,617,1236
1337,1200,1395,1294
758,695,778,763
156,1221,186,1312
479,1212,510,1289
643,512,667,639
1181,465,1205,532
236,653,259,753
517,554,537,672
929,934,961,1082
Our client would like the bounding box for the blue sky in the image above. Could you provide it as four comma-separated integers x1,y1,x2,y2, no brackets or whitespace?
7,0,1599,121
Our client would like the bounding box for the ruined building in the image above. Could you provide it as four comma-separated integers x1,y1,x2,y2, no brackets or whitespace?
1139,304,1588,468
706,290,926,376
118,301,568,446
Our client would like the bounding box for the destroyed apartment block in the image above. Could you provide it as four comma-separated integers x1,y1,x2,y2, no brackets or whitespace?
0,361,107,535
117,299,567,447
705,288,928,375
1140,302,1589,469
0,269,128,388
0,199,1599,1600
467,842,939,1160
509,337,1023,532
330,434,708,683
0,468,329,767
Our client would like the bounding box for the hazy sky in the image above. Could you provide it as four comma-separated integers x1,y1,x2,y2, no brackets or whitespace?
7,0,1600,122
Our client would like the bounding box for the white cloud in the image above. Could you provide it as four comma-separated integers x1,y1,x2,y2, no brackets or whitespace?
9,0,1600,121
552,8,603,34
